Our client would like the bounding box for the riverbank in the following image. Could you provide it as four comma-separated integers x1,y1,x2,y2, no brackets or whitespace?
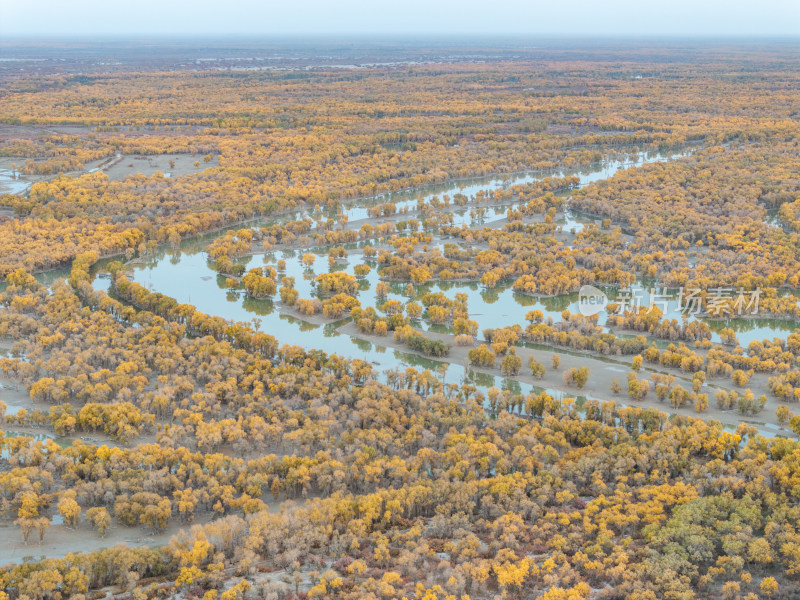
335,321,792,437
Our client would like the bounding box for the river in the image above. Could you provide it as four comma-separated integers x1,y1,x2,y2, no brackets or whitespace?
80,147,797,402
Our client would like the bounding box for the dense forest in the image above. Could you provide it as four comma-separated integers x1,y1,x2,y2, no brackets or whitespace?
1,40,800,600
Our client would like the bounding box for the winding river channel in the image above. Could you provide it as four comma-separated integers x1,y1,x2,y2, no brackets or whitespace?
78,147,800,405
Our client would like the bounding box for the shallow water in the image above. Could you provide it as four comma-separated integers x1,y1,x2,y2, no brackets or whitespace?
328,147,696,228
0,168,30,195
76,146,794,400
1,431,73,456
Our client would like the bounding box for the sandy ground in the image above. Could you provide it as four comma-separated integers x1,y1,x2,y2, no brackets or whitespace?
101,153,219,181
0,497,292,566
335,321,792,437
0,152,218,196
0,512,234,566
0,379,31,416
0,518,186,566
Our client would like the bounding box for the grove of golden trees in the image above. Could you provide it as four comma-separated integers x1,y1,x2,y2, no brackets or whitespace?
1,41,800,600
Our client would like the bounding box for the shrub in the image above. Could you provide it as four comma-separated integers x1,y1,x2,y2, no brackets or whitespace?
406,333,450,357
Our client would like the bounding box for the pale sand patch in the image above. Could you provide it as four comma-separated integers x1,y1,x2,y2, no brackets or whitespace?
335,321,792,437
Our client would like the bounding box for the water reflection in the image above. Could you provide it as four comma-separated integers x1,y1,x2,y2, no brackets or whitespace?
54,146,794,393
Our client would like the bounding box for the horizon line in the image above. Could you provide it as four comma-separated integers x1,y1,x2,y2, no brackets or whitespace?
2,33,800,42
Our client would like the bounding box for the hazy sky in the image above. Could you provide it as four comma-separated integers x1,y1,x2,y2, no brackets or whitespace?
1,0,798,37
